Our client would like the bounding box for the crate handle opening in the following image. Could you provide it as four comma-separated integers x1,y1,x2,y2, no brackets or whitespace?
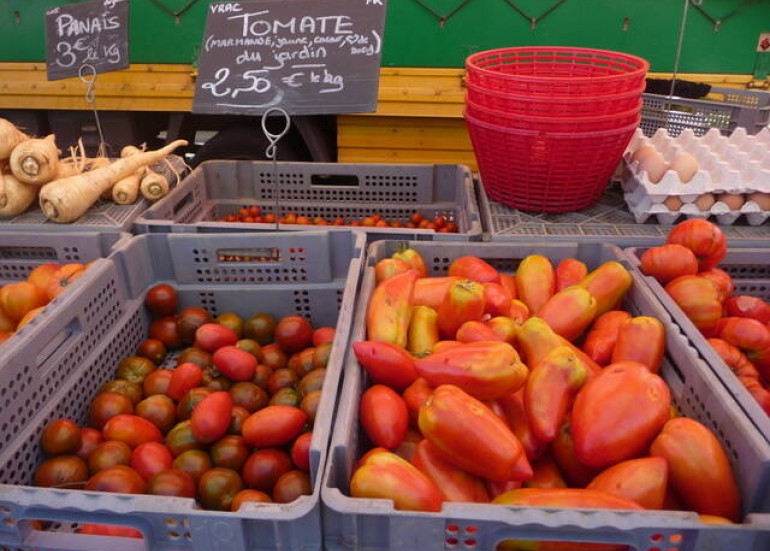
310,174,360,187
171,190,195,217
19,518,148,551
0,245,57,262
662,102,696,115
36,318,81,368
217,247,281,263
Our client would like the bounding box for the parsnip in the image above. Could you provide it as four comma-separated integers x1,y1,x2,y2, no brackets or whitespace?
112,169,145,205
38,139,187,223
111,145,144,205
9,135,60,185
0,173,39,217
0,118,29,160
139,168,170,201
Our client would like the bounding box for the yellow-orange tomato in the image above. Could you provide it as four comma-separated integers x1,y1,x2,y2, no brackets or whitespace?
0,281,47,322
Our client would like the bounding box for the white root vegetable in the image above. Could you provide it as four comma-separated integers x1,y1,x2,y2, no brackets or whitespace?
0,173,39,217
121,145,143,158
38,139,187,223
0,118,30,160
81,157,116,200
112,169,145,205
9,134,60,185
111,145,144,204
139,168,170,201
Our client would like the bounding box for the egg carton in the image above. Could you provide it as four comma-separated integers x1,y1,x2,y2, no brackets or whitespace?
623,182,770,226
621,127,770,199
621,127,770,226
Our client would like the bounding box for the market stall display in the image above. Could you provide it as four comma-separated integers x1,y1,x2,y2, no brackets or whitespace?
0,230,363,551
622,127,770,225
322,239,770,550
464,47,647,213
627,219,770,451
0,117,188,233
134,161,482,241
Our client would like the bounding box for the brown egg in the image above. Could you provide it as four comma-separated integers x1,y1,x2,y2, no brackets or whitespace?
631,145,660,165
669,153,699,183
693,193,716,212
638,151,668,184
715,193,745,211
663,195,684,211
746,192,770,210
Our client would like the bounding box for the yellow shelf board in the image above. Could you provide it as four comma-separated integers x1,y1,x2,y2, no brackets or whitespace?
0,62,756,114
338,116,471,151
338,147,478,168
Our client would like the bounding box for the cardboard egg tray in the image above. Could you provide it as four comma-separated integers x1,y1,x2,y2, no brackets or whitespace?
620,127,770,225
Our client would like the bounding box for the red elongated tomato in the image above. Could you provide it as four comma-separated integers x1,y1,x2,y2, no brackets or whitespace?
418,384,526,482
213,345,258,382
586,456,668,509
447,256,500,283
191,391,233,444
650,417,740,521
102,414,163,449
352,340,419,391
414,340,528,400
571,362,671,468
411,439,489,503
350,449,443,512
242,405,308,448
130,442,173,481
360,384,409,449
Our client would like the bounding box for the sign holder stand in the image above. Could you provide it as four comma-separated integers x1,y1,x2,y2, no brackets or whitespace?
260,107,291,230
78,63,108,157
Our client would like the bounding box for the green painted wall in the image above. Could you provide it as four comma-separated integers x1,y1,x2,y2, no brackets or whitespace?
0,0,767,73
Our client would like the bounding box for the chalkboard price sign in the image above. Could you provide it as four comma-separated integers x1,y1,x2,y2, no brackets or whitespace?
193,0,387,115
45,0,129,81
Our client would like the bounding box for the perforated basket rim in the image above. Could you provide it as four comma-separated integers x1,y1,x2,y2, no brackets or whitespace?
465,46,650,84
466,77,647,103
466,98,642,124
464,112,641,138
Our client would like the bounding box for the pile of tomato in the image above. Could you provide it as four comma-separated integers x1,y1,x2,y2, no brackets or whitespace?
216,205,459,233
33,282,334,527
348,236,742,526
0,262,89,345
640,218,770,415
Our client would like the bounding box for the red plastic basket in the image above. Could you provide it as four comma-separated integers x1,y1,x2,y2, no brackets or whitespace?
465,99,641,133
465,80,646,117
466,112,637,213
466,46,649,97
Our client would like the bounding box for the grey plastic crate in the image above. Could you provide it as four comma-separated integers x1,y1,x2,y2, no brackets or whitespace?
626,247,770,448
134,161,482,241
641,87,770,138
0,155,187,235
479,181,770,247
321,240,770,551
0,231,128,358
0,230,364,551
0,232,124,285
